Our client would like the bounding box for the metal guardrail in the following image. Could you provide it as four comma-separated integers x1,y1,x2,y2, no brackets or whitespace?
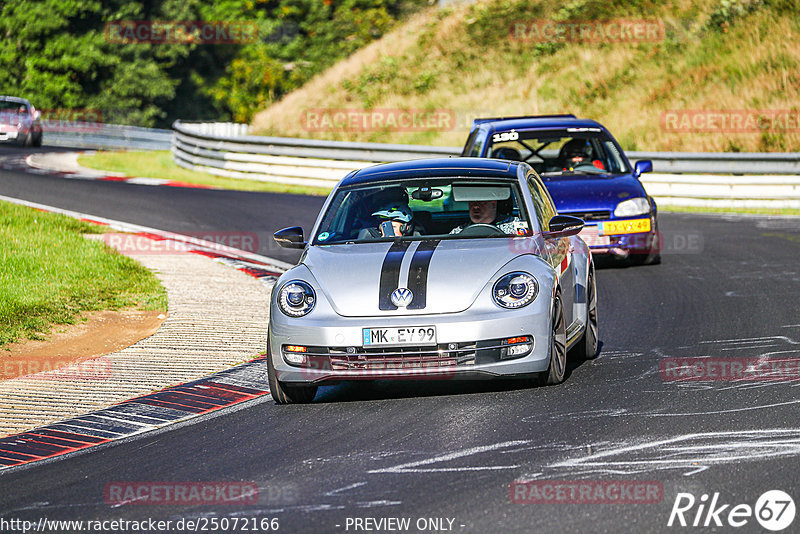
170,121,800,207
173,120,800,173
627,151,800,175
44,123,172,151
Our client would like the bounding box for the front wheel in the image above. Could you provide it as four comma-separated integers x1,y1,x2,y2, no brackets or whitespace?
538,289,567,386
570,267,598,360
266,336,317,404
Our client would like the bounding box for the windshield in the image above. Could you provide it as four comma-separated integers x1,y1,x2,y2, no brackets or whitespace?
0,101,27,113
486,128,631,176
312,178,534,245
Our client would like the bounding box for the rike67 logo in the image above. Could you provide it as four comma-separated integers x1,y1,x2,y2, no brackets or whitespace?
668,490,795,531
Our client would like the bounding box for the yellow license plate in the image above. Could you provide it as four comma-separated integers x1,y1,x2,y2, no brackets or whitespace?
599,218,651,236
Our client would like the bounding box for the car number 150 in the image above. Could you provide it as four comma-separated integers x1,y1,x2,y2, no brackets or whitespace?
492,130,519,143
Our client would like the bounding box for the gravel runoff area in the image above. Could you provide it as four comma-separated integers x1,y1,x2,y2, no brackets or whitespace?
0,250,272,437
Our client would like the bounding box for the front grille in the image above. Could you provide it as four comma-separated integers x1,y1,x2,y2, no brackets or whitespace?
328,343,477,371
283,338,532,371
561,210,611,222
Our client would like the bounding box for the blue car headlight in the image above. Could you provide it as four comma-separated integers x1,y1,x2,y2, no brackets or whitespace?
493,272,538,309
614,197,650,217
278,280,316,317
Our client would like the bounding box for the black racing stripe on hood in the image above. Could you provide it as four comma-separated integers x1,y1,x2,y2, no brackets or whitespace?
406,239,440,310
379,241,411,310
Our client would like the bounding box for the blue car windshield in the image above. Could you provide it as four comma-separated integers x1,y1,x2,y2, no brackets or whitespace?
486,128,631,176
312,178,536,245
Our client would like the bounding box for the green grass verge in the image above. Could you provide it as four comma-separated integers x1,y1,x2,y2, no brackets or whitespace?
659,205,800,217
78,150,333,196
0,201,168,348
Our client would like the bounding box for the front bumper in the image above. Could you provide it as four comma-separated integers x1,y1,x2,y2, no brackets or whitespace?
269,305,553,384
578,216,657,258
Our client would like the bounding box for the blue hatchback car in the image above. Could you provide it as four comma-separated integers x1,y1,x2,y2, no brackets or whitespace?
462,114,660,264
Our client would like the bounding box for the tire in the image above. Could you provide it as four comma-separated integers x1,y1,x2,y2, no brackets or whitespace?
33,132,42,147
21,133,32,147
570,267,598,360
538,289,567,386
266,335,317,404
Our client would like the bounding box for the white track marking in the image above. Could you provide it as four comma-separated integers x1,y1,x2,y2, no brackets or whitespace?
547,429,800,477
324,482,367,496
368,440,529,474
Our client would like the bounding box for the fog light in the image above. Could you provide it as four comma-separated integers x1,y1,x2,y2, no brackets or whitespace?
506,344,531,357
284,352,305,365
500,336,533,360
283,345,308,366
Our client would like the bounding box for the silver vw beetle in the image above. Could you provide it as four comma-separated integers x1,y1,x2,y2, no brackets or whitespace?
268,158,598,403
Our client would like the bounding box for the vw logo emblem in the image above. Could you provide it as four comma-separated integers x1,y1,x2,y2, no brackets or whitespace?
390,287,413,307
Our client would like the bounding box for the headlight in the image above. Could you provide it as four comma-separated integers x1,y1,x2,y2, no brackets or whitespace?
614,197,650,217
493,272,538,309
278,280,316,317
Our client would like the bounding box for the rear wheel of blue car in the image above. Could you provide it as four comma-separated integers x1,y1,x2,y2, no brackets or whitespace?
539,289,566,386
266,335,317,404
570,267,598,360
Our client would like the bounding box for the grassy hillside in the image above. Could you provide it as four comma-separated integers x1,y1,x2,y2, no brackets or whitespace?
252,0,800,152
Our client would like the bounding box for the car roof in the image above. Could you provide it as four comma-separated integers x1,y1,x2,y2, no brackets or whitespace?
0,96,31,105
473,115,607,132
340,157,522,187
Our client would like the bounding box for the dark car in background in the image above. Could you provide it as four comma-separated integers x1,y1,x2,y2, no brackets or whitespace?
0,96,43,147
462,114,660,264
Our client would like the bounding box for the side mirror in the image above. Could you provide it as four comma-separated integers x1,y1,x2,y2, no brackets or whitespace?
31,109,41,120
634,160,653,177
274,226,306,249
543,215,584,239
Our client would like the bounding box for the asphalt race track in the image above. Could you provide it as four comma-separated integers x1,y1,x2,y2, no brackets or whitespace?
1,145,799,533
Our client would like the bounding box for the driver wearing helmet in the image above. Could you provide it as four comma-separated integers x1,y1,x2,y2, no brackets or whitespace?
559,138,605,171
358,202,419,239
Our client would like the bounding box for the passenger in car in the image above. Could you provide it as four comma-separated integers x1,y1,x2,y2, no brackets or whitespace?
357,202,423,239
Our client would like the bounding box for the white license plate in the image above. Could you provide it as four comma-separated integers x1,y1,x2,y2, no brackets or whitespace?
362,326,436,346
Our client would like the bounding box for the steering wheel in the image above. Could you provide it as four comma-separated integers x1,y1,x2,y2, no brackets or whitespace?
458,223,506,236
